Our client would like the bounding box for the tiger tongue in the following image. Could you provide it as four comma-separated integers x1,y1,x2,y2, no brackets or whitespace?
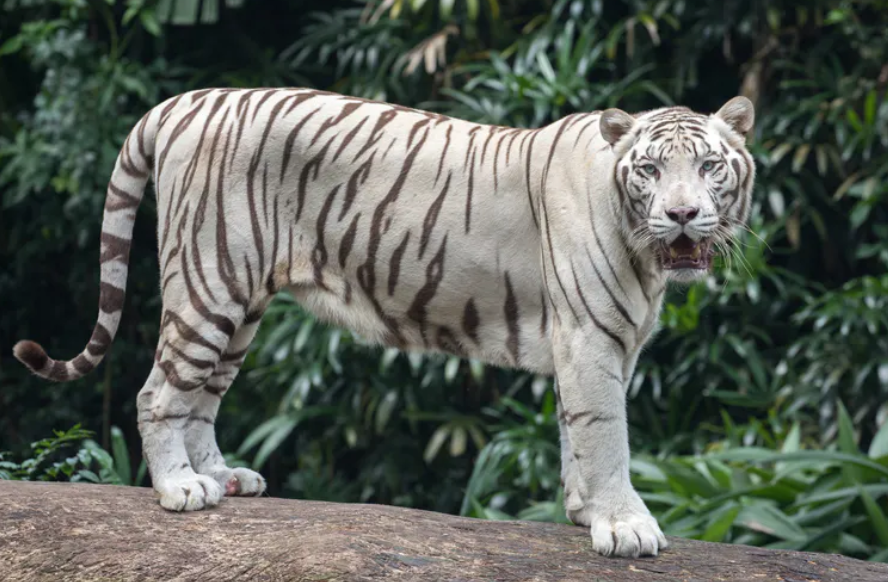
669,235,698,257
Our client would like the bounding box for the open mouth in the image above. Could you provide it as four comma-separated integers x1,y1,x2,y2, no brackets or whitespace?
659,234,714,270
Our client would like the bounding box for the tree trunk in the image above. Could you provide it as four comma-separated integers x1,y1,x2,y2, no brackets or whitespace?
1,481,885,581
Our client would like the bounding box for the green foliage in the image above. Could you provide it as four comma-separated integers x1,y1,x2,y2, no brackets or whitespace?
465,406,888,560
637,414,888,561
0,425,144,485
460,393,566,523
154,0,247,25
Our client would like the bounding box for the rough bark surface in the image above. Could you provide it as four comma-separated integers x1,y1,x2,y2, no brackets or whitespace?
1,481,886,582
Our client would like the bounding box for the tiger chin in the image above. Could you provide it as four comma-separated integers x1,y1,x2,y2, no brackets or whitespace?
13,87,755,559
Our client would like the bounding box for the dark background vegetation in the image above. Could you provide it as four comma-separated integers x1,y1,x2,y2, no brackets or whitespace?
1,0,887,560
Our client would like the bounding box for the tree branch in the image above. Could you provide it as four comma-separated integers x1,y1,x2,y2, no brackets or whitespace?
1,481,886,581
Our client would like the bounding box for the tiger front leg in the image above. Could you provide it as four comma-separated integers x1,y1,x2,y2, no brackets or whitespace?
553,326,667,557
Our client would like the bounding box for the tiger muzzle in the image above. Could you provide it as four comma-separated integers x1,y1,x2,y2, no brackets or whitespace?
659,234,714,270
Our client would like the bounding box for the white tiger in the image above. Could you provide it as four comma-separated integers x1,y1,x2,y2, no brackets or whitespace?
14,88,755,557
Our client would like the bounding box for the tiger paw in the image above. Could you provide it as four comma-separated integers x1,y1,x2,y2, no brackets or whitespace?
588,508,667,557
569,492,668,557
156,473,225,511
201,467,266,497
222,468,266,497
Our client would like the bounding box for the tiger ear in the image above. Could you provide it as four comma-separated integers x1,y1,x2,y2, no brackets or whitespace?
715,96,755,136
600,108,636,146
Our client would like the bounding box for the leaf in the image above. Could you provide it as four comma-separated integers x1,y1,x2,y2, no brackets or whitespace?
859,485,888,547
795,484,888,506
239,415,295,455
465,0,479,21
424,425,451,463
444,357,460,383
700,503,741,542
864,90,877,125
110,427,132,485
474,499,514,521
846,108,863,132
868,421,888,460
0,34,24,56
850,202,871,231
252,417,298,470
439,0,456,19
140,10,162,36
769,142,793,165
737,504,806,541
815,145,828,176
375,390,399,434
767,189,785,217
836,401,863,485
791,144,811,172
294,319,315,352
450,425,467,457
712,449,888,480
75,470,101,483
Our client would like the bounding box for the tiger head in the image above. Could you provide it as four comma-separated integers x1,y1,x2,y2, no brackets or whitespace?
599,97,756,283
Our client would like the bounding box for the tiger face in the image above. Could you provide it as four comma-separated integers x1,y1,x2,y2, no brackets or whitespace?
600,97,756,283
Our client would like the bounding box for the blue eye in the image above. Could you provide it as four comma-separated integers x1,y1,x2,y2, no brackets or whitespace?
701,160,715,172
642,164,658,176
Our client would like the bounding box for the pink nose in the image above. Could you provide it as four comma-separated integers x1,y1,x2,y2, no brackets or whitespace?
666,206,699,225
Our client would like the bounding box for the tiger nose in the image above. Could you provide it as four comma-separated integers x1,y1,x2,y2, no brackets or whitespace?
666,206,699,225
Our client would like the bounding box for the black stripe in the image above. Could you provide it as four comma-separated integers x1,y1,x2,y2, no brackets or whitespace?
570,263,627,354
585,245,637,329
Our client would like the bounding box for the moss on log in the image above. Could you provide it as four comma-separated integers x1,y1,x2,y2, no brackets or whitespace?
1,481,886,581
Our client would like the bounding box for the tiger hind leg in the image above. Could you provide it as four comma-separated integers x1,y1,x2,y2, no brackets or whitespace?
137,305,245,511
184,313,267,497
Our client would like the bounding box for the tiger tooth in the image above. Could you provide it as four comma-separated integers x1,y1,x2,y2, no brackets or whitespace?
691,246,701,259
669,247,678,259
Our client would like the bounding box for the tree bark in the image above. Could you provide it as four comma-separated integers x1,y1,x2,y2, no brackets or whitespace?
1,481,886,582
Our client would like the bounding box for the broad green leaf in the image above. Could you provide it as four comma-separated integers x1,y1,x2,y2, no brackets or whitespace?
870,547,888,563
859,485,888,547
444,357,460,383
110,426,132,485
252,417,298,469
713,449,888,479
795,484,888,506
868,421,888,459
449,425,467,457
837,401,863,485
439,0,456,19
375,390,399,434
737,504,806,541
465,0,479,20
796,516,867,552
424,425,451,463
700,503,741,542
630,458,667,482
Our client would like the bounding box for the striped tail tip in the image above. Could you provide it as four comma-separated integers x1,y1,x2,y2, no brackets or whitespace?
13,340,49,373
13,339,94,382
